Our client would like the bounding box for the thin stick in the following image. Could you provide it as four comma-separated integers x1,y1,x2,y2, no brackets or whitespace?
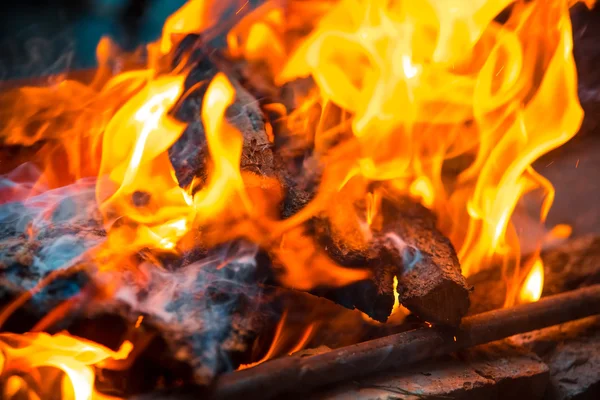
210,284,600,400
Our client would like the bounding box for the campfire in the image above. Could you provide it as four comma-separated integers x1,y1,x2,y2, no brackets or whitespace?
0,0,598,399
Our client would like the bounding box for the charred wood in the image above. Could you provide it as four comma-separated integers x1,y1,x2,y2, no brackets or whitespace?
168,37,277,189
0,193,274,395
166,45,470,326
308,218,398,323
274,195,470,325
378,197,470,326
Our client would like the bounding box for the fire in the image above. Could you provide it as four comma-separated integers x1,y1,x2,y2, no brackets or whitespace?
0,0,591,395
238,311,315,370
391,275,400,315
0,333,132,400
273,0,583,280
519,258,545,303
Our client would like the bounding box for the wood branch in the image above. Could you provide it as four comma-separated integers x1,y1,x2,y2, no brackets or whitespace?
205,285,600,400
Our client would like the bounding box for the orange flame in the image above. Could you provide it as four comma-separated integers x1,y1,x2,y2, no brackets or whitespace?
274,0,583,281
0,333,132,400
238,311,315,370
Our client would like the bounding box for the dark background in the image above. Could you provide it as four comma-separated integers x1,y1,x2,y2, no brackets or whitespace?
0,0,186,79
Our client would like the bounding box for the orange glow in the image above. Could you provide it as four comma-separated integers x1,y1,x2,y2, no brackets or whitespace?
274,0,583,282
365,190,381,226
238,311,315,370
548,223,573,240
0,333,132,400
0,0,589,390
391,275,400,315
519,258,545,303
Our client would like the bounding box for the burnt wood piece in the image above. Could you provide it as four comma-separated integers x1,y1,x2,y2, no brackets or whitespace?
293,196,469,325
379,197,470,326
511,315,600,400
0,189,271,393
468,235,600,314
311,342,549,400
168,37,277,189
204,285,600,400
307,222,398,323
0,183,104,328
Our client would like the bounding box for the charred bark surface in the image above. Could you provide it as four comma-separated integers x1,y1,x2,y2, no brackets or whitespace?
380,197,470,326
168,37,277,190
285,196,470,326
0,190,273,394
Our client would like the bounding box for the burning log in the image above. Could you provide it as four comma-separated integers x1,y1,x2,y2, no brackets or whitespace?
0,186,275,392
166,37,469,325
379,197,471,326
308,196,470,326
168,37,277,189
207,284,600,400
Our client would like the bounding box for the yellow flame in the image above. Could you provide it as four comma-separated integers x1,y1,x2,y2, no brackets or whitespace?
0,333,132,400
194,73,250,214
519,258,545,303
272,0,583,279
391,275,400,315
238,311,315,370
409,176,435,208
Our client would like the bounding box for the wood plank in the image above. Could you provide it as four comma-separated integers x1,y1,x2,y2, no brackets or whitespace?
311,342,549,400
510,316,600,400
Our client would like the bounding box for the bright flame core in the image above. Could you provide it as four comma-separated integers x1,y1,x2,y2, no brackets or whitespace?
0,333,132,400
519,258,545,303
